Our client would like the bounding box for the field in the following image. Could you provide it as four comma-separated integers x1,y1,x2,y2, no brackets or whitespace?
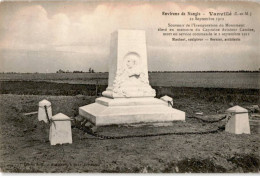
1,72,259,88
0,73,259,173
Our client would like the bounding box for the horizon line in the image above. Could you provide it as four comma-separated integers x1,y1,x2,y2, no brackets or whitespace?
1,70,260,74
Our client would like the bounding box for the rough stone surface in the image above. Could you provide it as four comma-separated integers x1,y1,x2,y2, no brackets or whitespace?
49,113,72,145
225,105,250,134
38,99,52,123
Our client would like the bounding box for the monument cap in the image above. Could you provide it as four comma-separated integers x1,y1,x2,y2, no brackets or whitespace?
39,99,51,107
52,113,71,121
226,105,248,113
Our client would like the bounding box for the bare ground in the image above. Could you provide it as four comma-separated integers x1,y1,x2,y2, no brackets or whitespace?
0,94,259,173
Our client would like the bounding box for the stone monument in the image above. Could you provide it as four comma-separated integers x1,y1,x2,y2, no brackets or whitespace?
79,29,185,126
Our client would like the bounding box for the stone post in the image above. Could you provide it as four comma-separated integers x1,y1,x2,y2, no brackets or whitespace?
225,105,250,134
38,99,52,123
49,113,73,145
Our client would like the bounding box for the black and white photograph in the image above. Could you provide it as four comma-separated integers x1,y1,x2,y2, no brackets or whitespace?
0,0,259,173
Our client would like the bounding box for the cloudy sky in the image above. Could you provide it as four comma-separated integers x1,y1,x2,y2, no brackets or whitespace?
0,0,259,73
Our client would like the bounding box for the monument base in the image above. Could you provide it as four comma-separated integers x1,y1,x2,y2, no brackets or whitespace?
79,97,185,126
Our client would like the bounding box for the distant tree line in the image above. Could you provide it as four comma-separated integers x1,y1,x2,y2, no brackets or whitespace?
56,68,95,73
0,72,39,74
148,70,260,73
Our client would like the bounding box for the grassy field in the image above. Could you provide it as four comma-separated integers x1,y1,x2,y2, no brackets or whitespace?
0,92,259,173
0,72,259,89
0,81,259,105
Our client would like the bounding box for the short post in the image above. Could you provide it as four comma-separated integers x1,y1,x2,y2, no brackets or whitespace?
225,105,250,134
38,99,52,123
49,113,73,145
160,95,173,107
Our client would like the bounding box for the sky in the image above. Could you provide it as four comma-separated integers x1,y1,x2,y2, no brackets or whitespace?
0,0,259,73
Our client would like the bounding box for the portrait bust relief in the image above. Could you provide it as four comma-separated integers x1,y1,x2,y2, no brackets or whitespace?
124,52,142,79
109,51,154,97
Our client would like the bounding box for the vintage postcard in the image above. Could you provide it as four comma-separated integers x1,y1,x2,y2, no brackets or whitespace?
0,0,259,173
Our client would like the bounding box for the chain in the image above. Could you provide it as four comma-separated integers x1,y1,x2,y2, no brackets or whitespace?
40,100,248,140
41,102,225,140
44,105,51,123
44,105,56,128
187,115,227,123
75,110,237,140
76,106,241,140
168,101,174,108
187,111,249,123
77,114,230,140
78,125,225,140
39,105,51,109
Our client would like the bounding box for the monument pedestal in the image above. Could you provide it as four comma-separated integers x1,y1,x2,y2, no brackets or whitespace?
79,97,185,126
